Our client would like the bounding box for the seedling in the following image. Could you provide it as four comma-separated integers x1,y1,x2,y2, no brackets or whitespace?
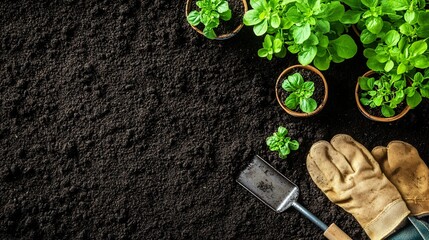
266,126,299,159
282,72,318,113
359,73,406,117
187,0,232,39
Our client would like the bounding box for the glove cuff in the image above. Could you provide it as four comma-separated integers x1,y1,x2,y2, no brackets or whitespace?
364,199,410,240
405,198,429,217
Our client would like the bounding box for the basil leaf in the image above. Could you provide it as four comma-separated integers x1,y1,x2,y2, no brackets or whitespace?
187,11,201,26
285,93,300,110
366,17,383,34
271,14,281,28
293,23,311,44
254,19,268,36
381,105,395,117
384,30,400,47
300,98,317,113
340,10,362,24
203,27,216,39
243,9,263,26
314,55,331,70
298,46,317,65
330,35,357,59
289,140,299,151
407,91,422,108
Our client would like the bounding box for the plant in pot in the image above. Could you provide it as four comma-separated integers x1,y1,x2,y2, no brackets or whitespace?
349,0,429,120
186,0,248,39
243,0,358,70
276,65,328,117
266,126,299,159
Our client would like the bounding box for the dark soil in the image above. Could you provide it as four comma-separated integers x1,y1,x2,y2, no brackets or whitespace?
277,68,325,113
1,1,429,240
189,0,245,37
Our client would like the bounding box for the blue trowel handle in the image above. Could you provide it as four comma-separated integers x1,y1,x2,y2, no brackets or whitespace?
292,202,352,240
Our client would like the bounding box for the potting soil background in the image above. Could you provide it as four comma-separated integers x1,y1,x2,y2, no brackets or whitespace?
1,1,429,239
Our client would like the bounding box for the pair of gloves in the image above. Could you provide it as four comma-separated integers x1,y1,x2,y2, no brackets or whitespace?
307,134,429,240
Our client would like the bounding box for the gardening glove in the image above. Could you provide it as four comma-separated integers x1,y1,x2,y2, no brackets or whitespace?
372,141,429,217
307,134,410,240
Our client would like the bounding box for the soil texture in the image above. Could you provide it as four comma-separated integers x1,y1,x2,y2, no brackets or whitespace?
1,1,429,240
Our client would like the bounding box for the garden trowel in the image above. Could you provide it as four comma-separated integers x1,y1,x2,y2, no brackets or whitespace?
237,155,351,240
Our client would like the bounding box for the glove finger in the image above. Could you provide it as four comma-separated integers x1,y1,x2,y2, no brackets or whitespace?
386,141,425,167
371,146,389,171
307,141,343,192
331,134,378,173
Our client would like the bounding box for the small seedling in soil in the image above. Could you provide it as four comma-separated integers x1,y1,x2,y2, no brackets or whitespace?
187,0,232,39
282,72,318,113
266,126,299,159
359,73,406,117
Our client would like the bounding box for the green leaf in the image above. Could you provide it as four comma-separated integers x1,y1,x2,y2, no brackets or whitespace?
417,25,429,38
373,95,383,106
293,23,311,44
384,60,394,72
367,58,385,71
381,105,395,117
286,6,303,23
397,63,407,74
340,10,362,24
278,126,288,136
404,10,416,24
366,17,383,34
323,2,345,21
341,0,362,9
363,48,376,58
203,27,216,39
318,35,329,48
217,1,229,13
187,11,201,26
315,20,330,34
418,12,429,26
279,146,291,159
359,77,370,90
263,35,273,49
384,30,400,47
273,38,283,53
254,19,268,36
303,81,315,91
250,0,267,10
360,30,377,44
271,14,281,28
220,9,231,21
300,98,317,113
421,88,429,98
360,98,371,106
330,35,357,59
361,0,377,8
314,55,331,70
399,23,414,36
258,48,269,58
409,41,427,57
413,55,429,68
283,73,304,91
243,10,263,26
285,93,300,110
407,91,422,108
289,140,299,151
298,46,317,65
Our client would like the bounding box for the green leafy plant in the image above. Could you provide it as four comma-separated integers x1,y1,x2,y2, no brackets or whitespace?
243,0,358,70
266,126,299,159
359,73,406,117
187,0,232,39
282,72,318,113
404,71,429,108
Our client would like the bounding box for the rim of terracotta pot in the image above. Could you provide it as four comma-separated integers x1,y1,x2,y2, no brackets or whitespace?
275,65,328,117
355,70,411,122
185,0,248,40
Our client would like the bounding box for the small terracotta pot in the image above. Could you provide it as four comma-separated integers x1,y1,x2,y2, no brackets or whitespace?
185,0,248,40
275,65,328,117
355,70,410,122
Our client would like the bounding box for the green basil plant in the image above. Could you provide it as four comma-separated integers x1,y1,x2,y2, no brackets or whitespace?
243,0,358,70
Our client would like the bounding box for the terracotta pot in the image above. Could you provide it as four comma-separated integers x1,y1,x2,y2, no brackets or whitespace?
185,0,248,40
275,65,328,117
355,70,410,122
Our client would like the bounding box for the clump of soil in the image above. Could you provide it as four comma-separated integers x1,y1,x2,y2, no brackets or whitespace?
277,67,325,113
188,0,245,37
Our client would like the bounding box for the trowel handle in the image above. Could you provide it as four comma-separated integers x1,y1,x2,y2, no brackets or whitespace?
323,223,352,240
292,202,351,240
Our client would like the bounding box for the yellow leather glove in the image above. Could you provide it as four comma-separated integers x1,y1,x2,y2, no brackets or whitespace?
307,134,410,240
372,141,429,217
